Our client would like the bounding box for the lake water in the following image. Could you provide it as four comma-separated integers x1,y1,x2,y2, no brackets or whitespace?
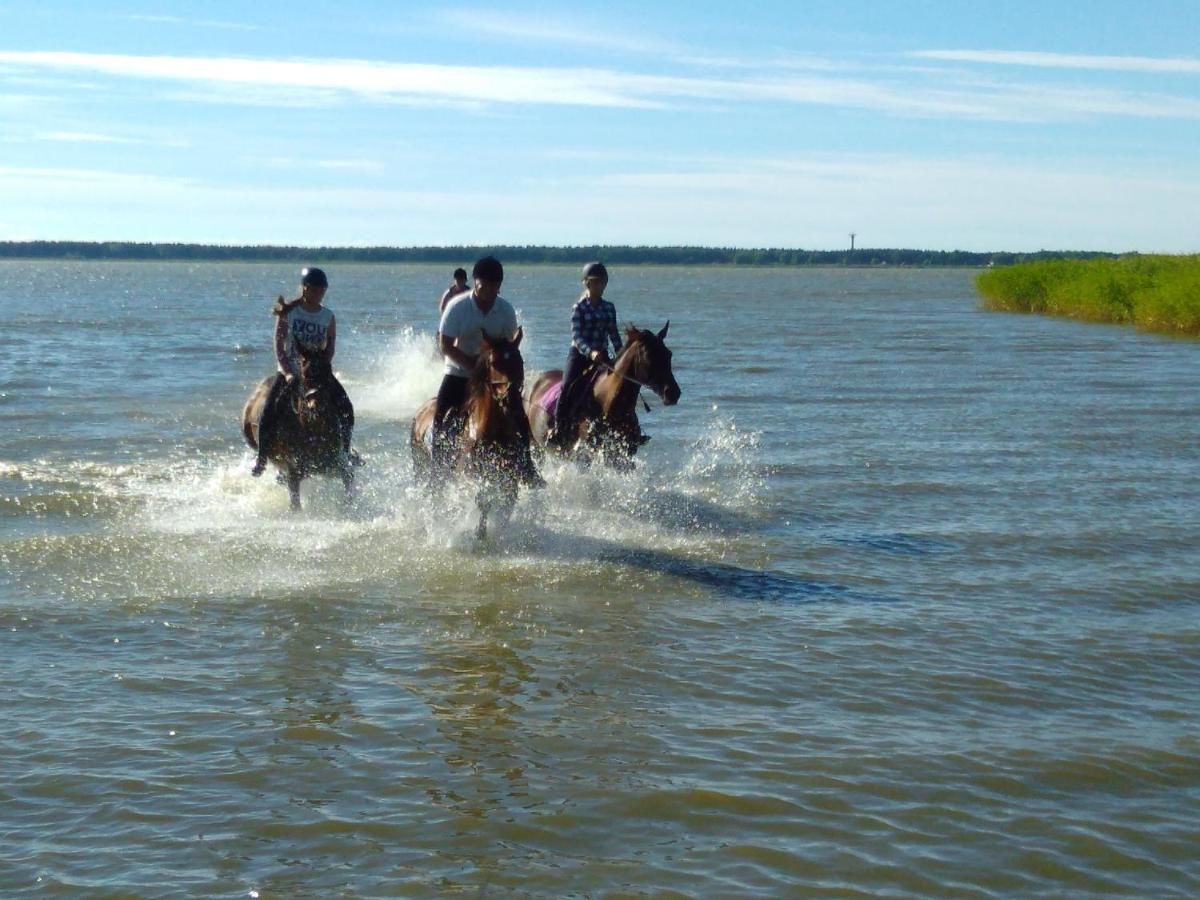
2,261,1198,897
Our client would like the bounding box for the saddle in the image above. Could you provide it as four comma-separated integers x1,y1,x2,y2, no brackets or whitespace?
542,365,603,420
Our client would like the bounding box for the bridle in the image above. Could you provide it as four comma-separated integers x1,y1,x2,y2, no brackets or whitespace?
594,344,665,411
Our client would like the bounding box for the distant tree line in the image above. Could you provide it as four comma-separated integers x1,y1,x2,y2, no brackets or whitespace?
0,241,1120,267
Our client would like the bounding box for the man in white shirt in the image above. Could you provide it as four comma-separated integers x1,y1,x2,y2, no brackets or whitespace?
433,255,543,486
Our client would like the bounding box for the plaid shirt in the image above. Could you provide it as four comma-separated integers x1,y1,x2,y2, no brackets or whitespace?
570,296,622,358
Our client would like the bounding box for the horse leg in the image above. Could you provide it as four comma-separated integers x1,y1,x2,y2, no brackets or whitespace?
340,463,355,503
475,489,489,541
287,467,303,512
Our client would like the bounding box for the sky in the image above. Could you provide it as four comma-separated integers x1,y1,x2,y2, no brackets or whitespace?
0,1,1197,252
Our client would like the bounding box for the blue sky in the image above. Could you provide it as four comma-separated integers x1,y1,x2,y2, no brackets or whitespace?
1,1,1197,251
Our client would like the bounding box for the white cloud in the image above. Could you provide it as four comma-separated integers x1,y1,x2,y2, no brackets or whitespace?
265,157,385,174
912,49,1200,75
128,15,259,32
1,155,1196,252
2,49,1199,124
430,8,682,57
35,130,139,144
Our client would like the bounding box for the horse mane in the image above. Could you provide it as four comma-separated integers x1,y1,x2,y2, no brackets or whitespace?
615,325,651,368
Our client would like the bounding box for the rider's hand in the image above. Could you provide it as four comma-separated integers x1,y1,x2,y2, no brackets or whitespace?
590,350,603,363
284,373,296,386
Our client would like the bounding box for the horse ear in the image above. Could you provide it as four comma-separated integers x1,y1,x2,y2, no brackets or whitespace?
625,324,639,343
479,329,493,350
513,326,523,347
657,321,670,340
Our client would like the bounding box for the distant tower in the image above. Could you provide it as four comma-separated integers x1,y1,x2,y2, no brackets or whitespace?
849,232,856,251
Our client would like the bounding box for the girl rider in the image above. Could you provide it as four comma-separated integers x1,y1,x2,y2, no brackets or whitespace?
251,266,355,476
547,261,623,449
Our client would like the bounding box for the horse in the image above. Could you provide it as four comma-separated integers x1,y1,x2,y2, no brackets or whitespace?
241,342,355,511
410,329,528,541
525,322,681,469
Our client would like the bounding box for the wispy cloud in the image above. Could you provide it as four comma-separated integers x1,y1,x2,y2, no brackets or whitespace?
2,50,1199,123
430,8,682,57
2,153,1197,251
912,49,1200,75
128,14,258,32
35,130,138,144
265,156,385,174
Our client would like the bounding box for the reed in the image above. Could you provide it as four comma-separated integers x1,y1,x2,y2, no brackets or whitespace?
976,255,1200,336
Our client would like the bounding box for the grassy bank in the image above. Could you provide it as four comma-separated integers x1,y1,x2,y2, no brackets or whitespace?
976,255,1200,336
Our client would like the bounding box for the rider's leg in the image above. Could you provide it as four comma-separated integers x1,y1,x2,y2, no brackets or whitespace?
550,348,587,448
431,374,468,474
252,374,289,476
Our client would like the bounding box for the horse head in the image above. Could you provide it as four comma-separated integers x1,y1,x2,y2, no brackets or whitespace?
475,327,525,406
623,321,681,406
295,342,338,421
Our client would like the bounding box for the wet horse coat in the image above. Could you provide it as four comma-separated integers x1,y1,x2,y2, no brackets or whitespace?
241,343,355,510
410,330,528,540
525,323,681,468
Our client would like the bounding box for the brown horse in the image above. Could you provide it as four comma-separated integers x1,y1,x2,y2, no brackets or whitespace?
241,343,355,511
410,329,527,540
525,322,680,469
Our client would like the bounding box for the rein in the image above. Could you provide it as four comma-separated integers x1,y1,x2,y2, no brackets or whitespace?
594,361,654,412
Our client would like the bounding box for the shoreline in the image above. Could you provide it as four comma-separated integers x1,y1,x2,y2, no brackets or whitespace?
0,240,1119,269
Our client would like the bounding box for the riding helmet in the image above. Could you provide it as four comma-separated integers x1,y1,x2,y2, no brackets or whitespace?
582,261,608,281
301,266,328,288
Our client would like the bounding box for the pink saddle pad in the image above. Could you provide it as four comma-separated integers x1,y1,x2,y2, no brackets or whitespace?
538,381,563,416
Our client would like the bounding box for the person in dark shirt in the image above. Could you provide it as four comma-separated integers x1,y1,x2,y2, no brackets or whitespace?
547,261,622,449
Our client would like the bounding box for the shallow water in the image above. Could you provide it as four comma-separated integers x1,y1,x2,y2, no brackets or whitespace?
2,261,1199,896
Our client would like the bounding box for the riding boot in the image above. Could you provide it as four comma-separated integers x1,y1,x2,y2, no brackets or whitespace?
548,405,574,451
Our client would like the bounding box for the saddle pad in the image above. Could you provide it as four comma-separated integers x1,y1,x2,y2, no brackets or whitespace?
538,381,563,416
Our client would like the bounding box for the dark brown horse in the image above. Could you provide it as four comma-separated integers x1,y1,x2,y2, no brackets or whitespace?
525,322,680,469
410,329,527,540
241,343,355,511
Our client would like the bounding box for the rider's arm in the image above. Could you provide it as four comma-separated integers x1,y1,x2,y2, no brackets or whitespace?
570,302,592,356
325,315,337,361
273,312,293,377
439,331,477,371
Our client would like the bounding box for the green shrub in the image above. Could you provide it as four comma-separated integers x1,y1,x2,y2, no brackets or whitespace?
976,255,1200,337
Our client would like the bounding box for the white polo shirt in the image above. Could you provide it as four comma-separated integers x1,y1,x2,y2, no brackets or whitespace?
438,292,519,376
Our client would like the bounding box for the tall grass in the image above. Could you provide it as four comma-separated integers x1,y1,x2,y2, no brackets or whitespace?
976,255,1200,336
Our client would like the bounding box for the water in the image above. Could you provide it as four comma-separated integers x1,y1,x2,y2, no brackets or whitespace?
2,261,1198,896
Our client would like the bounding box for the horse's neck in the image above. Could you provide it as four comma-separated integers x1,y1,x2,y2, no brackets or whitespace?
595,349,642,418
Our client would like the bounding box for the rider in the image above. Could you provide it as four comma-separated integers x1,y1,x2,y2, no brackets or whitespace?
251,266,355,476
547,261,623,450
433,255,543,488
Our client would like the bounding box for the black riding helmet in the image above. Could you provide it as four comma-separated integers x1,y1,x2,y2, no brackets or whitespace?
582,261,608,281
301,266,328,288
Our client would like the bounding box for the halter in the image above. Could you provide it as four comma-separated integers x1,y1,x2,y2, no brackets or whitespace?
488,378,516,402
